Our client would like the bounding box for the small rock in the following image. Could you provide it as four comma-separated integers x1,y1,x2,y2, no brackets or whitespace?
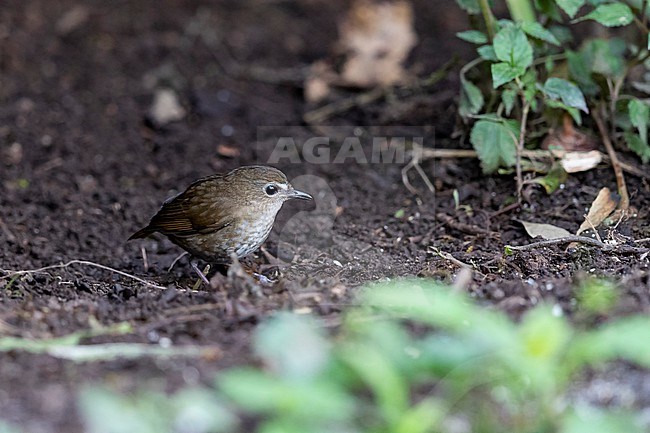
148,88,186,127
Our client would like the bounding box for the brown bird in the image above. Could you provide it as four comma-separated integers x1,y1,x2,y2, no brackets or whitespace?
129,165,312,283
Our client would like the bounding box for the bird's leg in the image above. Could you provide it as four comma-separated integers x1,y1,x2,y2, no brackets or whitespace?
227,253,264,297
189,257,211,289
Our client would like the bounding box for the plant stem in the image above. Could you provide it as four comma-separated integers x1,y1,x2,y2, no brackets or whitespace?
478,0,496,40
592,105,629,211
505,0,536,23
516,98,531,204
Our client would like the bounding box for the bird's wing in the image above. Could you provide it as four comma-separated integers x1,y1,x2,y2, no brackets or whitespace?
146,176,233,237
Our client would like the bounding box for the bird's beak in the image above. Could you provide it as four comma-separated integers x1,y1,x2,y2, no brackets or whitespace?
288,189,313,201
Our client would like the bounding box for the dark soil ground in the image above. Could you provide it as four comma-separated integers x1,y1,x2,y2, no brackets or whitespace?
1,1,649,432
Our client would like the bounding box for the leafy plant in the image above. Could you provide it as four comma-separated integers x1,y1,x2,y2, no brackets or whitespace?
79,387,236,433
76,280,650,433
456,0,650,186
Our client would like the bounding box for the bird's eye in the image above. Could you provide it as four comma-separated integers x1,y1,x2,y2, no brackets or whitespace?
264,184,279,196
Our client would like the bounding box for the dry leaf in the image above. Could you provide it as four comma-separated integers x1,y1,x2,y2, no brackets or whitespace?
517,220,572,240
560,150,603,173
339,0,417,87
576,187,619,235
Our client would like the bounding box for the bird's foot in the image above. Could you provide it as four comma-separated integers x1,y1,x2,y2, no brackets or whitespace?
227,253,264,298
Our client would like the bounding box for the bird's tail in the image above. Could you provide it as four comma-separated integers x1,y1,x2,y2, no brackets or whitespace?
128,226,154,240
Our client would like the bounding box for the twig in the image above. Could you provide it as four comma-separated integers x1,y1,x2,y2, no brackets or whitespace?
193,264,211,291
402,143,435,195
436,213,500,237
429,247,485,281
592,106,630,211
209,37,307,86
304,58,456,124
516,99,531,204
490,202,521,218
414,148,650,180
168,252,189,273
140,246,149,272
0,260,166,289
507,236,649,254
583,214,603,243
304,87,385,124
429,247,472,269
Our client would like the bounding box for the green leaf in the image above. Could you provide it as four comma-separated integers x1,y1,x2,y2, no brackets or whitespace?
477,45,498,61
455,0,480,14
501,88,517,116
546,99,582,125
628,98,649,143
493,26,533,69
578,3,633,27
394,398,444,433
541,77,589,113
570,316,650,368
80,388,172,433
470,120,518,173
456,30,488,44
218,369,354,421
521,69,539,106
255,313,330,381
536,0,564,21
172,389,238,433
491,62,524,88
581,38,627,78
521,22,560,45
555,0,585,18
561,406,642,433
519,307,571,362
361,280,516,347
567,50,599,96
340,343,408,425
530,163,569,193
624,132,650,163
460,78,485,116
576,278,618,315
517,306,571,392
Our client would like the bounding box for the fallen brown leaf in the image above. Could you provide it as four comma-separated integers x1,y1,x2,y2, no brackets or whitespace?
576,187,619,235
517,220,572,240
304,0,417,102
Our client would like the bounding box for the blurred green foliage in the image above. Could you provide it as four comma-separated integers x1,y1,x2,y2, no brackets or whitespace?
75,279,649,433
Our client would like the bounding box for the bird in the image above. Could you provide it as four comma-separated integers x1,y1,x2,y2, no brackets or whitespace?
129,165,313,284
